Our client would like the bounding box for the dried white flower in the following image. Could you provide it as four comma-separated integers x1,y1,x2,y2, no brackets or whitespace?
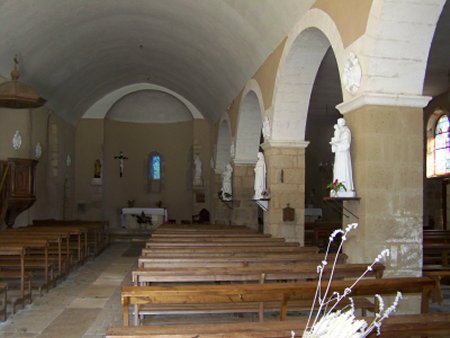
299,223,402,338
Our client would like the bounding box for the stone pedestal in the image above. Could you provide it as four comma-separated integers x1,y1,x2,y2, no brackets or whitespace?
262,141,308,244
231,163,258,229
339,104,424,278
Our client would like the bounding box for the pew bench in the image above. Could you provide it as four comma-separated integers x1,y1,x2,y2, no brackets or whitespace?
132,263,385,285
121,277,435,326
0,270,32,313
141,245,319,256
0,282,6,321
107,313,450,337
137,253,346,269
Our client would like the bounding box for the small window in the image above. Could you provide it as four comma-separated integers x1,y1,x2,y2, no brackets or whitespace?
149,154,161,180
148,152,163,193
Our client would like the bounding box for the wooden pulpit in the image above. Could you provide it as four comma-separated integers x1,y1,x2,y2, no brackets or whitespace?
0,158,38,228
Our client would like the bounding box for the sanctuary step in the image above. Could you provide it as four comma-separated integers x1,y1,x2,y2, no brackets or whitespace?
108,229,152,243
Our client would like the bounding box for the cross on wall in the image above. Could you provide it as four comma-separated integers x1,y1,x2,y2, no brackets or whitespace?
114,151,128,178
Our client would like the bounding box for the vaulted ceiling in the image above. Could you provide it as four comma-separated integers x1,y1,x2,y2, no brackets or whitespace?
0,0,314,125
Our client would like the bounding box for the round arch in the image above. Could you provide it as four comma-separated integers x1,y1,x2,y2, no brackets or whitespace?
82,83,204,120
271,8,345,143
234,79,265,164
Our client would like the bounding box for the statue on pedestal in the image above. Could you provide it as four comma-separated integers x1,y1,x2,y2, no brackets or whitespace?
329,118,355,197
253,152,267,200
220,163,233,201
193,154,203,186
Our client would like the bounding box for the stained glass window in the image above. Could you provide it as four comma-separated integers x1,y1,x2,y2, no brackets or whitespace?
149,154,161,180
434,114,450,176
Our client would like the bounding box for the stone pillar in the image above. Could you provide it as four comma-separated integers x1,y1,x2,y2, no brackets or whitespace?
231,163,258,229
213,172,232,225
262,141,308,244
337,97,429,279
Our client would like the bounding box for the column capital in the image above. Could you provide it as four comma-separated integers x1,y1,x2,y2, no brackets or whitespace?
232,158,256,166
336,93,432,115
261,140,310,150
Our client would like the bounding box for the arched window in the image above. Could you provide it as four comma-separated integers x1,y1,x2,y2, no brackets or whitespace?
149,153,161,180
434,114,450,176
427,113,450,178
148,152,163,192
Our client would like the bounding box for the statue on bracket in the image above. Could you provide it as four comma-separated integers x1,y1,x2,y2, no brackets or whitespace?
253,152,267,200
193,154,203,186
329,118,356,197
220,163,233,201
262,116,271,141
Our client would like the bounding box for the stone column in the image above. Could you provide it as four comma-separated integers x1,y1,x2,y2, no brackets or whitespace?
262,141,308,244
231,162,258,229
213,172,232,225
337,96,430,279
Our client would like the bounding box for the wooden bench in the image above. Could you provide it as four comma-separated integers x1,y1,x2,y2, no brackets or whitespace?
121,276,434,326
141,245,318,255
0,237,55,292
0,282,6,321
107,313,450,337
132,263,385,286
33,219,110,257
0,246,27,309
137,252,346,268
0,270,32,313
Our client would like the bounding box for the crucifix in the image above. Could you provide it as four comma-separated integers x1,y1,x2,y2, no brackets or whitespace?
114,151,128,177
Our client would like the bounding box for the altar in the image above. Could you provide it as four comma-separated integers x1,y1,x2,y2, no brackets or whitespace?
121,208,168,229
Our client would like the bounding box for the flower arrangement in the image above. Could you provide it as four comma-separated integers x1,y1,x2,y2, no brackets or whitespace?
292,223,402,338
327,179,347,197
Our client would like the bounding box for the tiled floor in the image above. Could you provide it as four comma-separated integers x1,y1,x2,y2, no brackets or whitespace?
0,242,449,338
0,243,136,338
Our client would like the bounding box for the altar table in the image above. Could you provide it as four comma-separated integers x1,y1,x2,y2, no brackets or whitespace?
121,208,168,228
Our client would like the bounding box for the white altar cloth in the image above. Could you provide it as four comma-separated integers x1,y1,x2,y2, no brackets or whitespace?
121,208,168,228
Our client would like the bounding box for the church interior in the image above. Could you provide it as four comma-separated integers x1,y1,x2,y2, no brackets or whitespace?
1,0,450,337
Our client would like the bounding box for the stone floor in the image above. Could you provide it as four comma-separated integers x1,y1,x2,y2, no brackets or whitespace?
0,242,449,338
0,242,136,338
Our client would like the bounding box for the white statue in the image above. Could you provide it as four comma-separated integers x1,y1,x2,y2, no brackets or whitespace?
330,118,355,197
193,154,202,186
221,163,233,201
262,116,271,140
230,141,235,159
253,152,267,200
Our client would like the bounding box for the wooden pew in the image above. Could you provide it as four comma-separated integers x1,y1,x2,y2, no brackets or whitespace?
0,283,6,321
107,313,450,337
0,246,30,310
146,241,301,248
137,252,346,268
141,246,317,255
121,276,435,326
132,263,385,286
33,220,110,257
0,237,54,293
0,229,68,277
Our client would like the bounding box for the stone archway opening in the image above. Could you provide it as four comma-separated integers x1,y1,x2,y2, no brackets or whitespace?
233,88,265,229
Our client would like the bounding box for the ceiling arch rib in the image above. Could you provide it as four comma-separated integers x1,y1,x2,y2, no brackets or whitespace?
83,83,203,120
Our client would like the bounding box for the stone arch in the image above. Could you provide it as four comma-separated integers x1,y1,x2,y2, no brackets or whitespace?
215,114,232,174
234,80,265,164
361,0,446,99
271,8,345,143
